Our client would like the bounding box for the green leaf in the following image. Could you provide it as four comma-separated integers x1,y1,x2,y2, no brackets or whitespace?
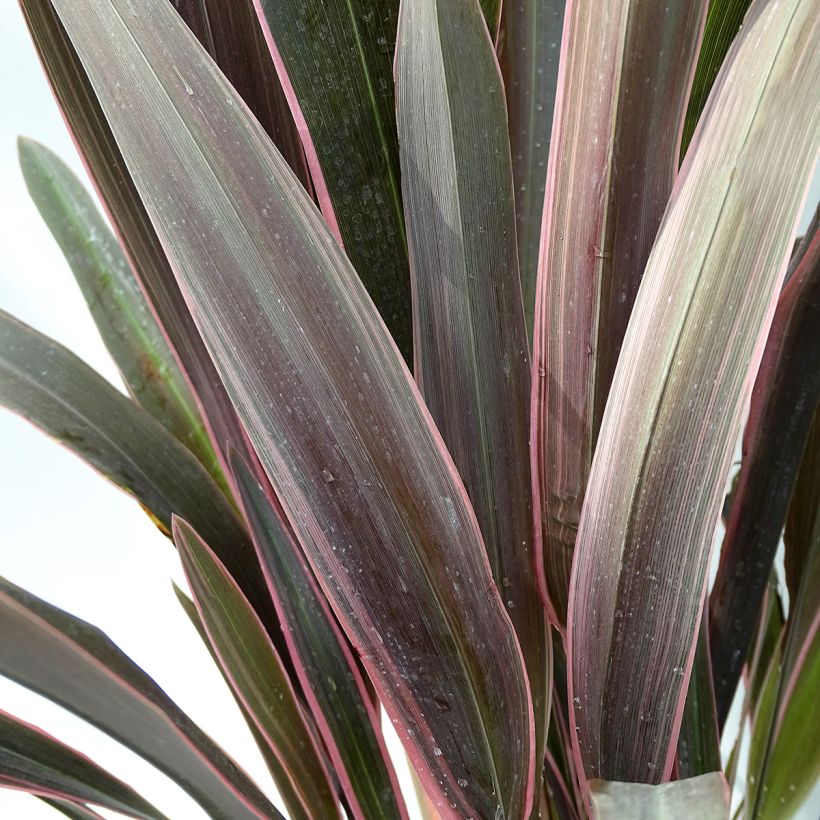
17,137,224,493
709,202,820,724
681,0,754,159
0,711,162,820
567,0,820,786
173,518,340,820
531,0,708,624
231,455,407,820
0,576,278,820
47,0,536,814
253,0,412,363
395,0,549,770
590,772,729,820
498,0,565,340
38,797,106,820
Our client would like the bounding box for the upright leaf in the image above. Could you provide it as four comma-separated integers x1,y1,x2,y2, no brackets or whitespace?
17,137,223,491
709,204,820,724
231,454,407,820
395,0,549,768
567,0,820,787
498,0,565,339
48,0,536,816
531,0,707,623
173,518,340,820
0,577,278,820
0,711,161,820
252,0,412,362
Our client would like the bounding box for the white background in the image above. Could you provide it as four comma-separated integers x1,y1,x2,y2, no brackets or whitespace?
0,3,818,819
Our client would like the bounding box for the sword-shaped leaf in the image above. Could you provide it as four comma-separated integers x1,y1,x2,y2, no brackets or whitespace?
531,0,707,624
252,0,412,363
395,0,549,769
172,518,340,820
17,137,223,491
38,797,106,820
567,0,820,787
47,0,535,816
231,454,407,820
0,577,278,820
0,711,161,820
498,0,565,340
710,205,820,724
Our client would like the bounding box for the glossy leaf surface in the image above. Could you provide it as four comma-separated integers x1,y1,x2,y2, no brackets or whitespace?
567,0,820,786
531,0,707,623
48,0,535,815
173,518,339,820
0,577,277,820
395,0,549,766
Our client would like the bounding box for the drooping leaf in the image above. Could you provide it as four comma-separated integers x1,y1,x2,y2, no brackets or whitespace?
498,0,565,340
231,454,407,820
47,1,536,816
17,137,224,492
173,518,340,820
709,202,820,725
0,576,278,820
567,0,820,787
0,711,161,820
252,0,412,363
19,0,253,477
170,0,310,189
680,0,753,159
589,773,729,820
531,0,708,624
0,310,272,625
395,0,549,769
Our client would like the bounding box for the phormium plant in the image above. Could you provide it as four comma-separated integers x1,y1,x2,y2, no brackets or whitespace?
1,0,818,818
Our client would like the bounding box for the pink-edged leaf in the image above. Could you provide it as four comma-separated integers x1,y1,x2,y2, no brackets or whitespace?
567,0,820,789
590,773,729,820
19,0,255,484
709,206,820,724
170,0,310,190
252,0,412,363
395,0,549,769
48,0,536,817
531,0,708,624
172,517,340,820
498,0,565,339
0,575,278,820
0,710,161,820
231,453,408,820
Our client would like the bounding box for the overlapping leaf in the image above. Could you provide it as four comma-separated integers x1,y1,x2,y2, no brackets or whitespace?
531,0,707,624
47,0,536,816
0,576,278,820
173,518,340,819
567,0,820,787
395,0,549,769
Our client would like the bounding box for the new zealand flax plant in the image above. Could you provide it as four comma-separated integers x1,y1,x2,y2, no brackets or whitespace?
1,0,818,817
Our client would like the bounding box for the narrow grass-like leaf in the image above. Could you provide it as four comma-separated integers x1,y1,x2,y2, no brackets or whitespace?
567,0,820,787
173,518,340,820
710,204,820,724
252,0,412,363
590,773,729,820
395,0,549,769
19,0,253,478
0,577,277,819
231,454,407,820
531,0,707,624
38,797,105,820
680,0,753,158
0,711,161,820
498,0,565,340
17,137,224,492
48,0,536,816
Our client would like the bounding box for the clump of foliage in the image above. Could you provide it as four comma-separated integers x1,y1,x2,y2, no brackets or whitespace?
1,0,818,818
